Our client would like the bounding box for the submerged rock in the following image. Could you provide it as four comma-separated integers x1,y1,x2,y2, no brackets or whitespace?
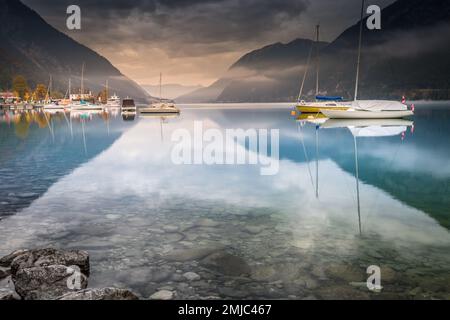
218,287,248,298
326,264,365,283
251,265,277,281
14,265,88,300
243,226,263,235
201,252,251,276
195,219,220,228
58,287,139,300
165,246,224,262
149,289,174,300
150,268,172,283
163,225,180,233
317,285,370,300
183,272,201,281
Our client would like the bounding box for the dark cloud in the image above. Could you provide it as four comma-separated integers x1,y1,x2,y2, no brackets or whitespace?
24,0,309,44
22,0,395,85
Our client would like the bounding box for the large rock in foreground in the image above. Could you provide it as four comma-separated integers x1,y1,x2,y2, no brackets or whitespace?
57,288,139,300
1,248,90,300
1,248,140,300
0,250,29,268
10,248,90,276
14,265,88,300
0,276,21,301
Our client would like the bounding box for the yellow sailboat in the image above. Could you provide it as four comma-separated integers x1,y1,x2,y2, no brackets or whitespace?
295,25,351,114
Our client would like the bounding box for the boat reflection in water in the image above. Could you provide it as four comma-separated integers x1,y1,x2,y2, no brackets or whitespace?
321,119,414,234
296,115,415,234
122,112,136,121
139,113,180,141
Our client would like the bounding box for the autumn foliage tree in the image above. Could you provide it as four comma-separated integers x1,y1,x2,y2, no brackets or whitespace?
97,89,107,104
12,75,30,100
33,84,47,102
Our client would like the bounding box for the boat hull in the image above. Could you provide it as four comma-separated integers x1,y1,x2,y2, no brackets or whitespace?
140,108,180,114
321,109,413,119
71,106,104,111
296,105,349,113
43,106,68,111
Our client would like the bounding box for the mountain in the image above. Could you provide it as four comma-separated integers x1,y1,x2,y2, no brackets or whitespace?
177,39,327,103
0,0,150,102
179,0,450,103
142,84,203,100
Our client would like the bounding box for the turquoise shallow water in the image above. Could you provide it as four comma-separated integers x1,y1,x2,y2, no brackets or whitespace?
0,103,449,299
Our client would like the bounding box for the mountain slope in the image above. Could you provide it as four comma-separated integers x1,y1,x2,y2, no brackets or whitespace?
180,0,450,103
142,84,203,100
177,39,327,103
0,0,150,102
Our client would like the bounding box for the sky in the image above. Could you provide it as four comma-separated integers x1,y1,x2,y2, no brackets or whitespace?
23,0,395,87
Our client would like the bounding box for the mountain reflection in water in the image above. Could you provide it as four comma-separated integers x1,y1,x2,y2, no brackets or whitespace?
0,104,449,300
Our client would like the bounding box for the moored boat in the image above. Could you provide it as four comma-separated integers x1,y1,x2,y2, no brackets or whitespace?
325,0,415,119
295,25,351,114
121,97,137,114
140,73,180,114
297,96,350,113
140,102,180,114
106,93,121,108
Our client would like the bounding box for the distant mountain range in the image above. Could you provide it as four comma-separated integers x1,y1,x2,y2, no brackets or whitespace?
142,84,203,100
0,0,150,102
178,0,450,103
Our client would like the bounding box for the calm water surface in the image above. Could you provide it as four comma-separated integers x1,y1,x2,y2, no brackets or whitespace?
0,103,449,299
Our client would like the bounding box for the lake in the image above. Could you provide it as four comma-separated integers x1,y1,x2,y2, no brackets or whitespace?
0,103,449,300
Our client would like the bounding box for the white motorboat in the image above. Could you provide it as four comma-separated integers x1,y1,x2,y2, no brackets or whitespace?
106,93,121,108
70,101,104,111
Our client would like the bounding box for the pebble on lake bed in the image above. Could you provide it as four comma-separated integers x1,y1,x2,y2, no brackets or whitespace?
149,290,174,300
183,272,201,281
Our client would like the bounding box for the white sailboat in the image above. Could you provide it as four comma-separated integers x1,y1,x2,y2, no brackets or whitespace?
70,63,104,111
104,79,121,108
106,94,121,108
140,73,180,114
43,75,65,111
322,0,414,119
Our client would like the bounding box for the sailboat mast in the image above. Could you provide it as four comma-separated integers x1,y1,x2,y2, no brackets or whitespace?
354,136,362,235
315,24,320,97
159,72,162,102
81,62,85,98
354,0,366,101
315,126,319,198
297,42,314,102
46,75,52,102
106,79,109,103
